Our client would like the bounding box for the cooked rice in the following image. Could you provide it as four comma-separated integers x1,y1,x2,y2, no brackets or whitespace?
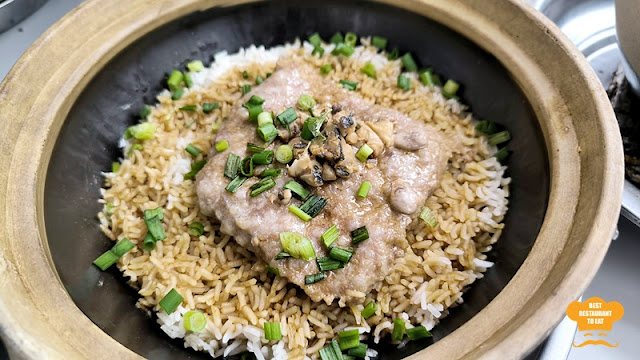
98,38,509,359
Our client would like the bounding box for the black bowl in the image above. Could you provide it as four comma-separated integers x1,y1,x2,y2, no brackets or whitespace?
44,0,548,359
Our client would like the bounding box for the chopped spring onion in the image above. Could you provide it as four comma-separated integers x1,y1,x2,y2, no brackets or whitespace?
284,180,311,200
167,70,184,91
249,177,276,197
171,87,185,100
111,162,120,173
361,301,377,319
305,273,327,284
256,75,264,85
185,143,202,157
280,232,316,260
179,104,197,111
360,62,376,79
189,222,205,236
351,226,369,244
225,175,247,193
343,356,356,360
274,252,292,260
252,150,274,165
184,160,207,180
339,79,358,91
266,72,272,78
475,120,499,135
320,64,333,75
338,329,360,351
297,94,317,111
124,122,156,140
494,147,509,162
257,112,273,127
392,318,406,341
224,153,242,179
129,143,143,154
355,144,373,162
183,72,193,88
143,207,162,220
431,73,443,86
372,36,387,50
357,181,371,199
330,32,344,44
187,60,204,73
344,32,357,46
144,207,166,241
332,43,355,57
388,48,399,60
260,168,281,178
397,75,411,91
276,107,298,128
215,139,229,152
265,265,280,276
289,204,312,221
257,123,278,143
300,195,328,218
241,156,254,176
242,70,250,79
202,102,219,114
321,224,339,248
420,69,435,86
347,344,368,358
419,207,438,228
185,119,196,128
317,257,343,271
442,79,460,98
264,322,282,341
319,340,344,360
312,46,325,57
241,84,251,95
406,325,432,340
104,202,115,216
301,115,325,141
211,122,221,132
183,310,207,332
142,232,156,252
488,130,511,146
159,288,183,314
139,104,152,119
246,143,265,154
93,238,135,270
276,145,293,164
308,32,323,47
401,53,417,72
329,246,353,263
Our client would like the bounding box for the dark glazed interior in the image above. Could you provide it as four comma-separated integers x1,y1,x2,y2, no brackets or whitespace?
44,1,549,359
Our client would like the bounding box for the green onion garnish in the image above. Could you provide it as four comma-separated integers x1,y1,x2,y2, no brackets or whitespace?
93,238,135,270
329,246,353,263
179,104,197,112
392,318,405,341
284,180,311,200
488,130,511,146
297,94,316,111
321,224,339,248
241,156,254,177
257,112,273,127
274,252,292,260
347,344,368,358
308,32,323,47
338,329,360,350
224,153,242,179
372,36,387,50
344,32,357,46
249,177,275,197
241,84,251,95
143,207,163,221
139,104,152,119
129,143,143,154
167,70,184,91
142,232,156,252
264,322,282,341
276,108,298,128
332,43,355,57
494,147,509,162
212,122,221,133
265,265,280,276
124,122,156,140
406,325,432,340
351,226,369,244
397,75,411,91
319,340,344,360
246,143,265,154
111,162,120,173
202,102,219,114
171,87,185,100
260,168,281,178
242,70,250,79
256,75,264,85
431,73,443,86
300,195,328,218
442,79,460,98
401,53,417,72
183,160,206,180
252,150,274,165
185,143,201,157
475,120,499,135
280,232,316,260
320,64,333,75
312,46,325,58
289,204,312,221
419,69,435,86
301,115,325,141
388,48,399,60
225,175,247,193
419,207,438,228
266,72,272,78
183,310,207,332
104,202,115,216
305,273,327,285
357,181,371,199
330,32,344,44
360,62,376,79
189,222,204,236
340,79,358,91
361,301,377,319
216,140,229,152
317,257,343,271
275,145,293,164
158,288,183,314
187,60,204,73
355,144,373,162
343,356,356,360
183,72,193,88
257,123,278,143
144,207,166,242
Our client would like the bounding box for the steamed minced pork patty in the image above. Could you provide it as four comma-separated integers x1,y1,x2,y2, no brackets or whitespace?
196,58,454,304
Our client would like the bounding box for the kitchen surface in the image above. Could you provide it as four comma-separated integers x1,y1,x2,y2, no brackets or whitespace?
0,1,638,359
